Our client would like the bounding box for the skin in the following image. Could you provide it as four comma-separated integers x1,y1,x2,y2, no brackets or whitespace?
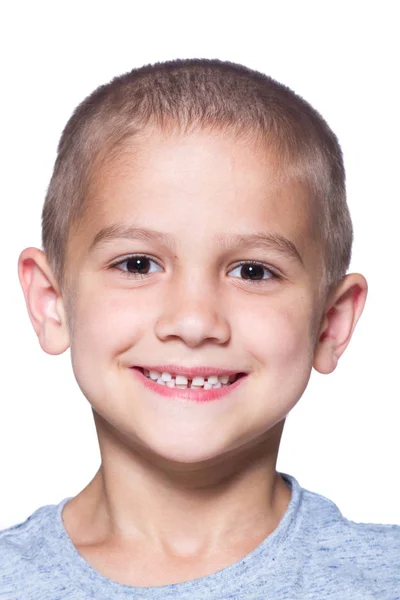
18,128,367,586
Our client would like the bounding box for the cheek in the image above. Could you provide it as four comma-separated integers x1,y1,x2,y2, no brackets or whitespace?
238,300,314,368
68,286,152,392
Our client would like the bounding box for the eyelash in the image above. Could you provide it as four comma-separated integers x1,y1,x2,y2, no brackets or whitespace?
109,254,280,284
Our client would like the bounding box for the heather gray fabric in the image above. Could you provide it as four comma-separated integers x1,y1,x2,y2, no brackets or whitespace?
1,472,399,599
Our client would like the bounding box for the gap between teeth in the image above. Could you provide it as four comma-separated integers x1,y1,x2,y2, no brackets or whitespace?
143,370,237,389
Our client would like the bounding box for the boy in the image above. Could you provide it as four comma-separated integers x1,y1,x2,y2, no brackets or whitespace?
1,58,399,598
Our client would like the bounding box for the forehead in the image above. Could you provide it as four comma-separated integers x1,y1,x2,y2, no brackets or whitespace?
68,128,321,274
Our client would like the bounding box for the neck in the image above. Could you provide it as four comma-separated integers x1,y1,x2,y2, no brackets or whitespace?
63,415,291,559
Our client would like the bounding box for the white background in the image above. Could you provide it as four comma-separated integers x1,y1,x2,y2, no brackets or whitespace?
1,1,399,529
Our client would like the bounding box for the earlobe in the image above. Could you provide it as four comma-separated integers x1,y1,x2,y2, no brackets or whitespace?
313,273,368,375
18,247,70,355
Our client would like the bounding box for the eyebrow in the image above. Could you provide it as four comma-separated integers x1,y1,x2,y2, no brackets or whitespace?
89,224,304,265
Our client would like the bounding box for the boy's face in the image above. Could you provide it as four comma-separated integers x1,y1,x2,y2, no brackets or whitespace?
63,128,325,465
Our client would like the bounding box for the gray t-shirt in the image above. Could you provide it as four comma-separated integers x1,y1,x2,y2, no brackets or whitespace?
1,472,399,599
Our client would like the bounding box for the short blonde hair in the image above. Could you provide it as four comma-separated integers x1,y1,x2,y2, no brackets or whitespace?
42,59,352,294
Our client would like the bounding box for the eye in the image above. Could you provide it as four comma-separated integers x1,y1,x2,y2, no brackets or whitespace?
228,261,278,284
110,255,279,284
111,255,162,278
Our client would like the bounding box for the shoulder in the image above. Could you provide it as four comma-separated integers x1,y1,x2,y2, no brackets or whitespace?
296,484,400,594
0,504,49,561
0,500,77,599
0,504,53,594
300,483,400,547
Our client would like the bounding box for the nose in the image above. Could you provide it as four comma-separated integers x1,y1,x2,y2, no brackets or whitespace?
154,274,231,348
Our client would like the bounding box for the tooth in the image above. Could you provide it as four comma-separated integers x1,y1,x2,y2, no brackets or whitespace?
145,370,238,389
149,370,161,380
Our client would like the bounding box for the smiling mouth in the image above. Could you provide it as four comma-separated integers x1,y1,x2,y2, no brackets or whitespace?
135,367,246,389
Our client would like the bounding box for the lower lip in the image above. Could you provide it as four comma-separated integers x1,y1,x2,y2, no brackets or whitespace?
131,368,247,402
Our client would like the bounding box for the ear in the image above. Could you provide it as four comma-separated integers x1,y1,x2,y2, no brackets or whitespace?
313,273,368,374
18,247,70,355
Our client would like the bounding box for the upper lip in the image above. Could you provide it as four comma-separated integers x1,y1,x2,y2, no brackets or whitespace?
133,364,246,377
